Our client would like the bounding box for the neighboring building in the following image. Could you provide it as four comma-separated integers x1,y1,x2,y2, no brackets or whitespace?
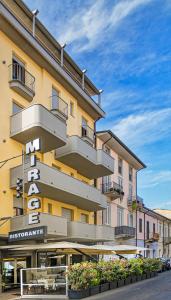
0,0,115,289
136,206,171,258
96,130,146,246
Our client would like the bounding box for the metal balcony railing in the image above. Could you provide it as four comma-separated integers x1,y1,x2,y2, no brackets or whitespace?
9,63,35,93
81,125,94,143
146,232,160,241
101,181,124,195
50,95,68,119
115,226,136,237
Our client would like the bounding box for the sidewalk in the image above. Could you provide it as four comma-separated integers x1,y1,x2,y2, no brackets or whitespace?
0,290,21,300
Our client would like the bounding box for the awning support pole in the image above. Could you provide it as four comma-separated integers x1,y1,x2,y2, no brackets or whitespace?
73,248,98,262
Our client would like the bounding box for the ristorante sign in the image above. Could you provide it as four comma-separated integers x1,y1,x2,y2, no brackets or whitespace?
8,226,47,242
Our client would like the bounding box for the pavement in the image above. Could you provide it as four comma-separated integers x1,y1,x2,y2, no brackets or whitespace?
1,271,171,300
86,271,171,300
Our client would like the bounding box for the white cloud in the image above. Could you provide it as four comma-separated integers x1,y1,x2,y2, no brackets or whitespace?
57,0,152,52
112,108,171,148
139,170,171,188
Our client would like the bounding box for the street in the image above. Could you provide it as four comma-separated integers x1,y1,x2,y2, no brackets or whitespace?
86,271,171,300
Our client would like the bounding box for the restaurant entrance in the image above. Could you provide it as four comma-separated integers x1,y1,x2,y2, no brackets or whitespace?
2,257,31,291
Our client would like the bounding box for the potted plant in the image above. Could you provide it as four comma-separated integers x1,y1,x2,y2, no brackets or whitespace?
68,262,90,299
96,261,110,292
128,258,143,282
116,259,127,287
89,269,100,296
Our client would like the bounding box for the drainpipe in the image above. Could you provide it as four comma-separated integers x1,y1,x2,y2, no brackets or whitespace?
163,220,165,257
144,212,146,256
60,43,66,67
32,9,39,37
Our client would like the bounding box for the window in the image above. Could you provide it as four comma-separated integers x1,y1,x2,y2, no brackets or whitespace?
51,87,59,110
118,176,123,188
128,213,133,227
139,218,143,233
14,208,23,216
12,101,23,114
104,146,110,155
118,158,123,175
81,117,88,137
80,214,88,223
62,208,73,221
128,184,133,199
103,204,111,225
129,166,133,182
146,221,150,239
117,207,124,226
48,203,52,214
70,101,74,116
153,223,155,234
12,55,25,83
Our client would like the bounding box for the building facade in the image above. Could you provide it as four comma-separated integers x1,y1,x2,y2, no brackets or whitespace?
96,130,146,247
0,0,116,289
136,207,171,258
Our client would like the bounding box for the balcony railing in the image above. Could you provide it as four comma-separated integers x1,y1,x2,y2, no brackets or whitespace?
9,63,35,93
146,232,160,242
81,125,94,144
115,226,136,238
101,181,124,199
50,95,68,120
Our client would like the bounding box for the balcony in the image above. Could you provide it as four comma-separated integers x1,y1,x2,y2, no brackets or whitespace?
146,232,160,242
67,222,115,242
115,226,136,239
10,161,107,211
10,213,67,238
50,95,68,122
9,63,35,101
102,182,124,199
81,125,94,145
10,104,67,152
128,196,144,211
164,237,171,245
55,136,114,179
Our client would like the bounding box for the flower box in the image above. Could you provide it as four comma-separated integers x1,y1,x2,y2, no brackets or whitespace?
68,288,90,299
109,281,117,290
117,279,125,288
136,275,142,281
125,276,131,285
131,276,137,283
146,271,151,279
100,282,110,293
142,273,147,280
89,285,100,296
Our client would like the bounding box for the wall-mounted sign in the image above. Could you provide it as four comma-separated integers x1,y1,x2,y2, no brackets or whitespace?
8,226,47,242
26,138,41,225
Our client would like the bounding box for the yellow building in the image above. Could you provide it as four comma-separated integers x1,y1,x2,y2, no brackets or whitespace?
0,0,116,285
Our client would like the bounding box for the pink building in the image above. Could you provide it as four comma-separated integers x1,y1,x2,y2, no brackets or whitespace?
96,130,146,246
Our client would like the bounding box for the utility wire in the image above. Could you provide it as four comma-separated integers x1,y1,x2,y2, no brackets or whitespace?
0,153,23,169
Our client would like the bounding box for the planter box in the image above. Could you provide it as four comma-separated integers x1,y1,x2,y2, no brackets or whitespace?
146,272,151,279
68,289,90,299
131,276,137,283
142,274,147,280
125,277,131,285
109,281,117,290
136,275,142,281
117,279,125,288
89,286,100,296
100,283,110,293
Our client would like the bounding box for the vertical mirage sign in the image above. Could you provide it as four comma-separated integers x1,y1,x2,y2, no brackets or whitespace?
26,138,41,225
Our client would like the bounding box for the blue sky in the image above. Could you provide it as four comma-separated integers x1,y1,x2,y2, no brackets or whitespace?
24,0,171,209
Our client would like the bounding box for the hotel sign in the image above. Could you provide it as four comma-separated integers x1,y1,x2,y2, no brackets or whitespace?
26,138,41,225
8,226,47,242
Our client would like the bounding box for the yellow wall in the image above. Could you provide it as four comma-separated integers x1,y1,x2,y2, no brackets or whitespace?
0,30,95,235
